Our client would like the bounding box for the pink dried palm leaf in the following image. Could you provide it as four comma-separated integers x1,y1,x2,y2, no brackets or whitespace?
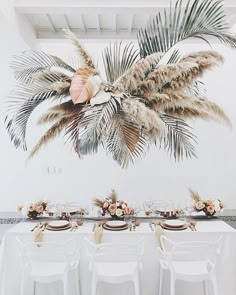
69,68,102,104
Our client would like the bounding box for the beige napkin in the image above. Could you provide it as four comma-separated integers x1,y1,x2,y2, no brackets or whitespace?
94,222,103,244
153,221,164,249
34,223,46,247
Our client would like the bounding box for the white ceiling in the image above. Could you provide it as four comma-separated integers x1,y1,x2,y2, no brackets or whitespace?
11,0,236,41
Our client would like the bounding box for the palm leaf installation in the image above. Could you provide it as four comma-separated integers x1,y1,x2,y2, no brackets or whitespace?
5,0,236,168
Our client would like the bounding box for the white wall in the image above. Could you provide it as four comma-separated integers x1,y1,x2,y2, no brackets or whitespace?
0,24,236,211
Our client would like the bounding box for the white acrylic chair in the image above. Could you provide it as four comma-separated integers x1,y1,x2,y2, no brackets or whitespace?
16,236,80,295
158,236,223,295
85,238,144,295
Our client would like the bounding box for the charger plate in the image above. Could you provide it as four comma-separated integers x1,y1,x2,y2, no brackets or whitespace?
103,223,128,231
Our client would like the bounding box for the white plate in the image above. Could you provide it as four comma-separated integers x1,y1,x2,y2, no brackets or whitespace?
48,220,69,228
106,220,126,227
164,220,186,227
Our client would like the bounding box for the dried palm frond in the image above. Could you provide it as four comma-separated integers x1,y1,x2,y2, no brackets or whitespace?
188,188,201,202
93,197,105,208
29,117,71,159
105,111,147,168
63,29,95,70
114,53,163,94
160,115,197,160
138,0,236,58
102,42,139,84
108,190,118,203
11,50,75,83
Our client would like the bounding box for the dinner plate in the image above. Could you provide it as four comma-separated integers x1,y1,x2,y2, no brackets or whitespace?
164,220,186,228
48,220,70,228
103,223,129,231
46,223,72,231
106,220,127,228
161,223,188,231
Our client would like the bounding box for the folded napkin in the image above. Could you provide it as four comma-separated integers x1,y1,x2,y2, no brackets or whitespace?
153,221,164,249
34,223,46,247
94,222,104,244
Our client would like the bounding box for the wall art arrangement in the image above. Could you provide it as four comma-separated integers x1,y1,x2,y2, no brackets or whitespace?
5,0,236,168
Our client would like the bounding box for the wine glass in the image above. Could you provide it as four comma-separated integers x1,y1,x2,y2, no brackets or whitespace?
185,201,194,218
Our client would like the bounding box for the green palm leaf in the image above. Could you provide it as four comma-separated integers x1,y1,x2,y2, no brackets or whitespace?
11,50,76,83
5,73,69,149
102,42,139,84
160,114,197,160
138,0,236,57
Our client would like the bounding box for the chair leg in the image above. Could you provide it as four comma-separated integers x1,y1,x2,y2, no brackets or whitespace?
133,275,140,295
74,267,80,295
158,267,163,295
211,276,218,295
91,274,97,295
204,280,209,295
170,277,175,295
63,275,69,295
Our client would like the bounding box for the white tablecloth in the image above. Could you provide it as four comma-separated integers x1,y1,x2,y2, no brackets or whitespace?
0,219,235,295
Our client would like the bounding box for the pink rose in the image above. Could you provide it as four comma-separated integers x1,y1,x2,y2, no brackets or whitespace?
108,204,117,214
119,200,124,205
124,207,132,215
206,205,215,215
195,201,205,211
28,204,35,212
35,205,43,213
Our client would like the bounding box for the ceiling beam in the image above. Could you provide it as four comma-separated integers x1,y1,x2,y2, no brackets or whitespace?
63,14,71,30
13,0,236,9
37,29,138,40
46,14,56,32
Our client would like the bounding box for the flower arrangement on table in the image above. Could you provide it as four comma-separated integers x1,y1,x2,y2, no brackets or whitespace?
93,190,133,219
189,189,223,216
17,201,48,219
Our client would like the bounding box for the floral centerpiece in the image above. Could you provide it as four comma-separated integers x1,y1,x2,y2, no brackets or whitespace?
93,190,133,219
189,189,223,216
17,201,47,219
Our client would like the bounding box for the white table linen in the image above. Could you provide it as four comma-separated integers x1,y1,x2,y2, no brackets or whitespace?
0,219,235,295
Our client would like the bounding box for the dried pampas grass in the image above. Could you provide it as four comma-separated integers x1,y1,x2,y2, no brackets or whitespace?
63,29,95,70
29,117,71,159
146,92,231,125
114,53,163,94
122,99,166,139
188,188,201,202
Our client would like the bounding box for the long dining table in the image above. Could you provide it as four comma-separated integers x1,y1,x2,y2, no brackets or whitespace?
0,217,235,295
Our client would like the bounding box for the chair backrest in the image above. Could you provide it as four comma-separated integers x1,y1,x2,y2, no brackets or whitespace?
84,238,143,268
160,235,223,271
16,236,80,271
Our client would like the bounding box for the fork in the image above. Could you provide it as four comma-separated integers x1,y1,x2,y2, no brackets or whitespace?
190,220,197,231
149,222,154,231
92,223,96,232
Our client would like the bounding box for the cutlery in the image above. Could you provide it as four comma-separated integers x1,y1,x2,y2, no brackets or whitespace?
129,223,132,231
133,224,136,232
188,223,194,231
31,224,39,232
149,222,154,231
190,220,197,231
92,223,96,232
70,224,75,232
